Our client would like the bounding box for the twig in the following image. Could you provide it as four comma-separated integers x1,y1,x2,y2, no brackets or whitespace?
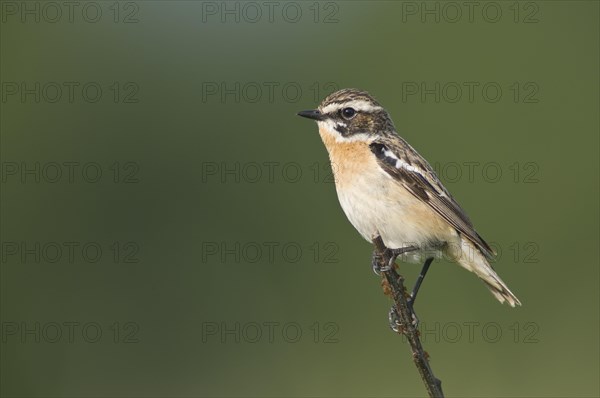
373,236,444,398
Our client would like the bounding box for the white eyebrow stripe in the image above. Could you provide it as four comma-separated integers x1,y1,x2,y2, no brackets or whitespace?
321,100,383,114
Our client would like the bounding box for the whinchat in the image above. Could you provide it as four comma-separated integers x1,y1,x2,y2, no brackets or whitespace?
298,88,521,307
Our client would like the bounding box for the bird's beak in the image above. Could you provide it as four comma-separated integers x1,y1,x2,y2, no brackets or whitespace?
297,109,325,121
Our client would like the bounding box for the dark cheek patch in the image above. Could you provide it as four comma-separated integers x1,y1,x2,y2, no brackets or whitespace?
334,123,348,136
334,114,368,136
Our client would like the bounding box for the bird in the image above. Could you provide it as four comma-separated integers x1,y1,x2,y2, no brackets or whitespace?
297,88,521,312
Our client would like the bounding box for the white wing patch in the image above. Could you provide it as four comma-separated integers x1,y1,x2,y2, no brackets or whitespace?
379,145,449,198
382,148,426,177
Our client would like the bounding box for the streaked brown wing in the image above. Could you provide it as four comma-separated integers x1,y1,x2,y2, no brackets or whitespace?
370,140,495,259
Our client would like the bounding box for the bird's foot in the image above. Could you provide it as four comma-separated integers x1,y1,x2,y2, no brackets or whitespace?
388,304,419,332
372,249,396,275
388,306,401,332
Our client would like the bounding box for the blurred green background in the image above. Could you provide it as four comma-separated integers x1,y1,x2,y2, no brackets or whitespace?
1,1,598,397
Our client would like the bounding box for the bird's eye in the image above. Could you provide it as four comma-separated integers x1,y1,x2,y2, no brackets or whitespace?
341,107,356,120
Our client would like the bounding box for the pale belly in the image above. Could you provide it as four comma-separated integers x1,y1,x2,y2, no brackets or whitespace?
335,166,455,263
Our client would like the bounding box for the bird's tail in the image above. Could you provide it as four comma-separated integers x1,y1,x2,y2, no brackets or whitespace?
446,237,522,307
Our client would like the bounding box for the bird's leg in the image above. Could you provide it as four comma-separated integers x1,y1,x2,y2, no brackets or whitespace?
372,245,419,275
407,257,434,328
371,243,421,332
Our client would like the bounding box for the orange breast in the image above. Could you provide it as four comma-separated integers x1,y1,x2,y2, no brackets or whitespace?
318,125,377,189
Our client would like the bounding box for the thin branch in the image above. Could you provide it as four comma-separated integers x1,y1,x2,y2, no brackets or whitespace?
373,236,444,398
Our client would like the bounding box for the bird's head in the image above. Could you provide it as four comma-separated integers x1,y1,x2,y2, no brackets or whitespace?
297,88,395,142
